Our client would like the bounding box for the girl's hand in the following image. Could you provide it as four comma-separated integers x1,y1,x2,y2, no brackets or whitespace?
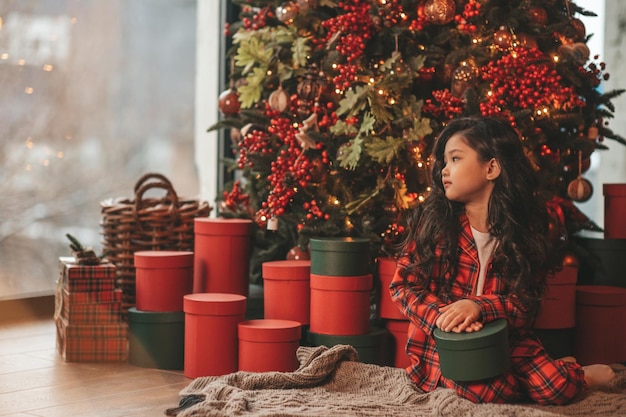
436,299,482,333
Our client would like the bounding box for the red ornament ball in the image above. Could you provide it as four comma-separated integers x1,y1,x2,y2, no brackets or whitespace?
286,245,310,260
219,89,241,115
529,7,548,27
493,26,513,50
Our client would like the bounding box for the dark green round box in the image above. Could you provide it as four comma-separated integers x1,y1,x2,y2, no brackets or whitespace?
434,319,509,381
306,326,390,365
309,237,371,276
128,308,185,370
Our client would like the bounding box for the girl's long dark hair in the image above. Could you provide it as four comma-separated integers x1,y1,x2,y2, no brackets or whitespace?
400,117,557,319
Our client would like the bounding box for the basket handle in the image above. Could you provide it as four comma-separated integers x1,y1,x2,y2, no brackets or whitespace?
134,181,180,213
133,172,173,195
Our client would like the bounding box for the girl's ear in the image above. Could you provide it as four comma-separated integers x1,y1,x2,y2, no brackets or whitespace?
486,158,501,181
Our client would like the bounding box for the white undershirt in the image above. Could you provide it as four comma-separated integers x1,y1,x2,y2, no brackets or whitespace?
471,226,497,296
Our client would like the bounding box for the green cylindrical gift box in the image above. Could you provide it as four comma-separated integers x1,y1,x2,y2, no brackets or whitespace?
128,308,185,370
309,237,371,276
307,327,390,365
434,319,509,382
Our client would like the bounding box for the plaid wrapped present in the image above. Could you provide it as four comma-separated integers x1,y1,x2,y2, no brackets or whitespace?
61,288,122,305
59,257,116,292
56,317,128,362
61,289,122,323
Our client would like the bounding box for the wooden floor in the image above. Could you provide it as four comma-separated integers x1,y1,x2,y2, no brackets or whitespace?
0,303,190,417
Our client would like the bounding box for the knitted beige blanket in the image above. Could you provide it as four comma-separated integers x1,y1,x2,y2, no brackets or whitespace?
169,345,626,417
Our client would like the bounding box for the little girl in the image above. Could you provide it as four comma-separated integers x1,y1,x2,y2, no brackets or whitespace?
390,117,614,405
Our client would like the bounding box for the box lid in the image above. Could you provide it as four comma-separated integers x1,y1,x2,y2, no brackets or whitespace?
262,260,311,280
307,327,388,347
183,293,247,316
134,251,194,268
194,218,253,236
434,319,508,351
309,237,370,253
603,183,626,197
238,319,301,342
576,285,626,306
310,273,372,291
128,307,185,324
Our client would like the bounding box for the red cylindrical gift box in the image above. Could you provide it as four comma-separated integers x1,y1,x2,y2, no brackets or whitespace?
535,264,578,329
376,257,405,320
134,251,194,312
263,260,311,325
183,293,246,378
238,319,302,372
309,273,372,335
574,285,626,365
193,218,253,296
385,319,411,369
603,184,626,239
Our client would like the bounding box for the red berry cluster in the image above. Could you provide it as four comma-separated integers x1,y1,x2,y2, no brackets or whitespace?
455,0,480,33
479,47,586,120
303,199,330,221
238,128,271,169
222,180,250,212
322,0,374,63
423,89,465,120
241,6,274,31
259,110,312,220
580,59,609,88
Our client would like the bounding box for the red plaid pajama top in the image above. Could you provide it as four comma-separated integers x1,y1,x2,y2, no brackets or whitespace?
389,214,587,405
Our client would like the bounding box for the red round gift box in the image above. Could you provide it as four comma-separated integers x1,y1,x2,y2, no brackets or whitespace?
193,218,253,296
603,184,626,239
262,260,311,325
183,293,247,378
134,251,194,312
574,285,626,365
309,273,372,336
385,319,411,369
376,257,405,320
238,319,302,372
535,264,578,329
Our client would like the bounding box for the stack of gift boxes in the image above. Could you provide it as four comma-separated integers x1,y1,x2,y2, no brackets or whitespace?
55,257,127,362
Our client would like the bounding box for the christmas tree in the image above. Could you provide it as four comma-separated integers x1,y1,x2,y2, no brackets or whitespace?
212,0,624,269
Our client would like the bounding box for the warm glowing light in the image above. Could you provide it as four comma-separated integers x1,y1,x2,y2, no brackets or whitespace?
42,159,49,166
43,64,53,71
25,164,32,171
377,89,385,95
1,53,8,60
17,59,25,66
266,70,273,76
71,17,78,24
65,134,73,140
57,151,64,158
417,161,424,168
552,54,560,63
332,63,338,69
25,87,34,94
25,137,34,148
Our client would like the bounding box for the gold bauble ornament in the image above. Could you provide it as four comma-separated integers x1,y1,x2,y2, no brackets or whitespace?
276,1,299,24
268,87,290,112
423,0,456,25
567,177,593,202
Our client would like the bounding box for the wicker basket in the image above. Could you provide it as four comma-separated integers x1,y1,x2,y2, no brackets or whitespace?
100,173,211,318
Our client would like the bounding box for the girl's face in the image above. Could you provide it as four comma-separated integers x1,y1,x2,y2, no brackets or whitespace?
441,133,498,205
